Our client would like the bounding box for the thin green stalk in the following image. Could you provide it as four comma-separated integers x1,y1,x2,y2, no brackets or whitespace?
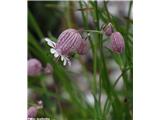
66,1,73,27
83,30,102,34
102,99,111,119
95,1,102,119
113,67,131,88
79,1,88,28
28,10,44,39
104,1,111,22
78,1,96,94
126,1,133,33
98,69,102,108
95,1,100,30
95,0,102,100
93,43,97,94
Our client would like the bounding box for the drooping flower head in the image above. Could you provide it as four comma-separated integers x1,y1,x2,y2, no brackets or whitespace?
111,32,125,53
45,28,88,66
28,58,42,76
27,106,37,118
101,23,114,36
27,100,43,118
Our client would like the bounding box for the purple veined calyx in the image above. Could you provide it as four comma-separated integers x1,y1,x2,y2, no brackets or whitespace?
101,22,114,36
45,29,89,66
111,32,125,54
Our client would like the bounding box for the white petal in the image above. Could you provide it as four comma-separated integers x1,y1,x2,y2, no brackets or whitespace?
50,48,56,54
45,38,56,47
61,56,64,61
54,52,59,58
63,59,67,66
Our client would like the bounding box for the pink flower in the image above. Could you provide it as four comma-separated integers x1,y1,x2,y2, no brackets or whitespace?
45,29,88,66
27,106,37,118
102,23,114,36
28,58,42,76
27,101,43,118
111,32,125,53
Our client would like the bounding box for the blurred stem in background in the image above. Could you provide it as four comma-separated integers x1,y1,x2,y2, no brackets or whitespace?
104,1,112,22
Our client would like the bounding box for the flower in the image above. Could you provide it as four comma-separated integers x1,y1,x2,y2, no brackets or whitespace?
28,58,42,76
45,28,88,66
111,32,125,53
101,23,114,36
27,101,43,118
27,106,37,118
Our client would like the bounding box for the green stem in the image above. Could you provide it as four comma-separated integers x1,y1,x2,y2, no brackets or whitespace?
95,1,102,119
126,1,133,32
104,1,111,22
93,44,97,94
102,99,111,119
98,70,102,108
78,1,96,95
113,67,131,88
95,1,100,30
83,30,102,34
79,1,88,28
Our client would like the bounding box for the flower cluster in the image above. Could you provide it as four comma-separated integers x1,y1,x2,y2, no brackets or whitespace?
102,23,125,53
45,25,125,66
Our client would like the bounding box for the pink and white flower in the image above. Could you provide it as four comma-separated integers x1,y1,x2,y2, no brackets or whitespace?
45,29,88,66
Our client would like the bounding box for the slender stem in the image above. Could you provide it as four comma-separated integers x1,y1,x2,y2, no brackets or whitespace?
54,82,63,117
98,71,102,109
92,1,100,95
78,1,96,94
95,1,103,119
95,2,100,30
126,1,133,33
83,30,102,34
102,99,111,119
113,67,131,88
104,1,111,22
79,1,88,28
93,44,97,94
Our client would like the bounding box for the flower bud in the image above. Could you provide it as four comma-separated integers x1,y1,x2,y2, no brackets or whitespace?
27,106,37,118
111,32,125,53
27,101,43,118
45,28,88,66
44,63,53,75
28,58,42,76
102,23,114,36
